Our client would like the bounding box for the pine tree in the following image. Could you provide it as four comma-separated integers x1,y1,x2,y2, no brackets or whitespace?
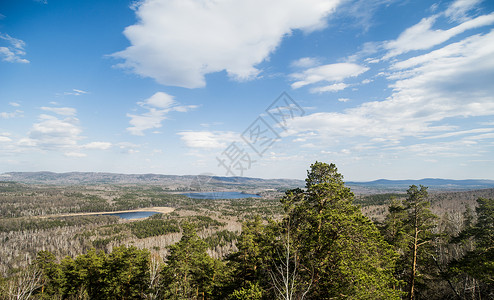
161,222,217,299
449,197,494,298
280,162,401,299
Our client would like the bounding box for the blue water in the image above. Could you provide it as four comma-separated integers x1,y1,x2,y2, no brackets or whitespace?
106,211,159,220
182,191,261,200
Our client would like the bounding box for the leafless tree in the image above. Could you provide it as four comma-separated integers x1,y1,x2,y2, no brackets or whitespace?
269,219,312,300
5,263,43,300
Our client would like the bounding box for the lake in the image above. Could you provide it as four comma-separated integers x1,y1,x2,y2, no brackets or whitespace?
182,191,261,200
106,211,160,220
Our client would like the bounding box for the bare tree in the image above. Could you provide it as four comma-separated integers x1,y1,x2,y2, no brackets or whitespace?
6,264,43,300
145,253,163,300
269,219,312,300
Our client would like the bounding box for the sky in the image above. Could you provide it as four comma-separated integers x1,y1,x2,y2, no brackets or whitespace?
1,0,494,181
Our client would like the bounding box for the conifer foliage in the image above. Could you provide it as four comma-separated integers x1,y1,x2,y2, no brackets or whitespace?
2,162,493,299
278,162,401,299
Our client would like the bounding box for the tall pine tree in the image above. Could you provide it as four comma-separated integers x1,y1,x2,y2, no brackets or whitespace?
280,162,401,299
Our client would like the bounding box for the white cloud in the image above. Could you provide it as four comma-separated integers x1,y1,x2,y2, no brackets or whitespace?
127,92,196,135
29,114,83,149
17,138,37,147
82,142,112,150
9,102,20,107
177,131,238,149
423,128,494,139
0,33,29,63
334,0,397,32
290,63,368,90
116,142,141,154
285,29,494,146
62,89,89,96
338,98,350,102
310,83,349,93
384,12,494,59
464,132,494,140
127,109,168,136
139,91,175,108
388,30,494,114
64,152,87,158
291,57,320,68
0,136,12,143
41,106,77,116
113,0,341,88
445,0,482,21
0,110,23,119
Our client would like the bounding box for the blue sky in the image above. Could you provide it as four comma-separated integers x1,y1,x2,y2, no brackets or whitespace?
1,0,494,180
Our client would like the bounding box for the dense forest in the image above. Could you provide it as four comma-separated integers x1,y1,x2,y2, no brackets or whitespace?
0,162,493,299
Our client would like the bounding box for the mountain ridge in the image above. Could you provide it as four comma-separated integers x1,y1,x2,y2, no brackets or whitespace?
1,171,494,191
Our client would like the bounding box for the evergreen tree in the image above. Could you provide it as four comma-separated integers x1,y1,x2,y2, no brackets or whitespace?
161,222,217,299
403,185,437,300
449,197,494,298
102,246,150,299
225,216,275,299
35,250,64,299
280,162,401,299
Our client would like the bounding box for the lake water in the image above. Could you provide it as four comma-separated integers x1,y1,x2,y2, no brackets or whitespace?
182,191,261,200
106,211,160,220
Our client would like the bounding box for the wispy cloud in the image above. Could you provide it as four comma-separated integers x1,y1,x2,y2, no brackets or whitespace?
445,0,483,21
113,0,341,88
383,12,494,59
82,142,112,150
284,19,494,150
0,33,29,63
290,62,368,91
310,83,349,93
423,128,494,139
64,152,87,158
0,110,23,119
177,131,238,149
0,136,12,143
127,92,197,135
61,89,89,96
41,106,77,116
28,114,83,150
291,57,320,68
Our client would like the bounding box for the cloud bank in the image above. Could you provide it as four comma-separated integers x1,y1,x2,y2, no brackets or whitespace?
113,0,341,88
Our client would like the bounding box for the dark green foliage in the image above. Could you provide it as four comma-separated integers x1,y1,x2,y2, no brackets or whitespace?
403,185,437,299
449,197,494,298
279,162,401,299
35,251,64,298
381,198,408,251
35,246,151,299
355,193,405,206
161,222,221,299
0,215,119,232
186,215,226,229
225,216,275,297
3,165,493,299
229,281,263,300
126,219,180,238
381,185,438,299
226,162,401,299
204,230,239,248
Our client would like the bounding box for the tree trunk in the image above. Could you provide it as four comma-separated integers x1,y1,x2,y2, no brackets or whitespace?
409,225,419,300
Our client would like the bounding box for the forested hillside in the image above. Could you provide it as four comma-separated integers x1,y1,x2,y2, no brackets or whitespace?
0,162,492,299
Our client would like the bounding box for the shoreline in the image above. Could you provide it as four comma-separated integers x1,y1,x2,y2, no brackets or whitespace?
38,206,175,219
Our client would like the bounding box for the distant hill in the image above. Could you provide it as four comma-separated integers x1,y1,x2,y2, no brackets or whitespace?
1,172,493,192
347,178,494,191
0,171,303,191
